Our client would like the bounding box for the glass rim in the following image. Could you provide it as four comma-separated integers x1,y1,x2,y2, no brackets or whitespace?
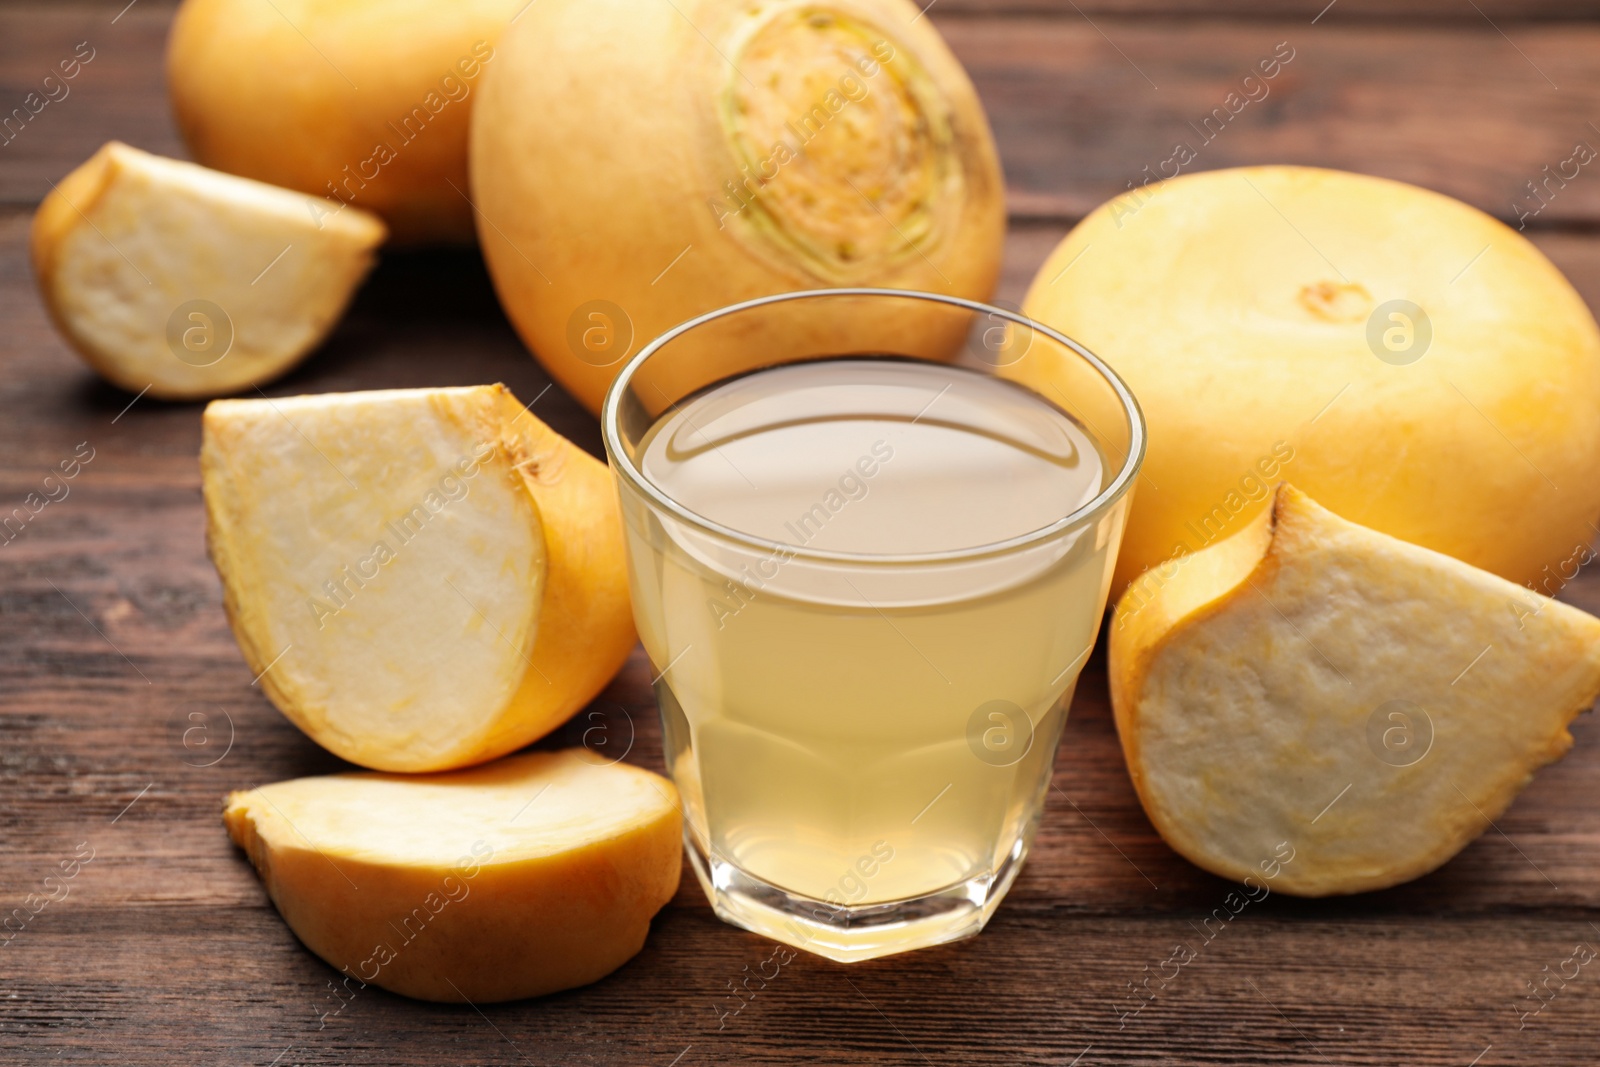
599,287,1147,565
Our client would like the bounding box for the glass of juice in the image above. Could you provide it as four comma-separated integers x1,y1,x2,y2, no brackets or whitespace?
601,289,1144,962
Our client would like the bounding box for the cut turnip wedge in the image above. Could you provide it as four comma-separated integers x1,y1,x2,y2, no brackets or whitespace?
1110,483,1600,896
31,141,385,399
201,384,636,771
224,750,683,1002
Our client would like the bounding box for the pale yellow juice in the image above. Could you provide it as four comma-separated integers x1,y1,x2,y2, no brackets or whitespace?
623,358,1111,934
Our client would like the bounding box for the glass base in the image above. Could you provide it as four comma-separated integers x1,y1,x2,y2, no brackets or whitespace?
686,832,1031,963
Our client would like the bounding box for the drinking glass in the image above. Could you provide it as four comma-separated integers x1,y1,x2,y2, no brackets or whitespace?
601,289,1144,961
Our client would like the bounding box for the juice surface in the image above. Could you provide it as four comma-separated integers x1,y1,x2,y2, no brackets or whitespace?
639,358,1103,557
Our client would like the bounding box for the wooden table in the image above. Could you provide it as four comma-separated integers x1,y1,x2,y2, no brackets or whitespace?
5,2,1600,1064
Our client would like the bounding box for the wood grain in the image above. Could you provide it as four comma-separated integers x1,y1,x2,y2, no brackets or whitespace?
944,17,1600,224
5,4,1600,1066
